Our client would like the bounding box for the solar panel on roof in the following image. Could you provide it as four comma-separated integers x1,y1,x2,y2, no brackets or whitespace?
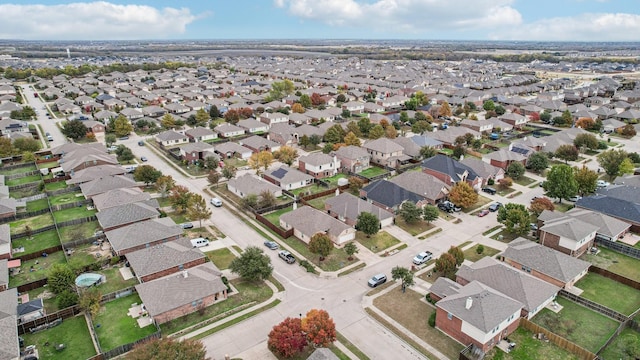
271,168,287,179
511,147,529,155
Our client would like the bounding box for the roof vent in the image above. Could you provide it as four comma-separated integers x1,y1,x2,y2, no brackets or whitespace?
465,297,473,310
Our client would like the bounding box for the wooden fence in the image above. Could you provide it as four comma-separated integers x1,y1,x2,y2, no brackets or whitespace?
99,287,136,305
43,175,70,184
50,199,90,211
15,244,63,261
17,277,48,293
17,304,82,335
300,184,350,202
0,208,51,224
255,213,293,238
17,192,47,202
519,318,598,360
12,224,57,240
98,330,161,360
57,215,98,228
595,237,640,260
559,289,628,322
5,170,40,180
8,181,42,191
589,265,640,291
254,201,295,215
61,235,105,249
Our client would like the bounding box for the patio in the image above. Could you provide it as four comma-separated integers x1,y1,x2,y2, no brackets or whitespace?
127,303,153,328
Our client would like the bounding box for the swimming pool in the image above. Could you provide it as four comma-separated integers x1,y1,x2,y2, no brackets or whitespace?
75,273,105,287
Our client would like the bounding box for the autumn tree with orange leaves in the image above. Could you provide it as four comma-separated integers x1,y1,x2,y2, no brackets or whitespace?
268,317,307,358
302,309,336,348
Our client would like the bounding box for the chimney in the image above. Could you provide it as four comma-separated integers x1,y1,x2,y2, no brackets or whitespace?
182,270,188,278
465,297,473,310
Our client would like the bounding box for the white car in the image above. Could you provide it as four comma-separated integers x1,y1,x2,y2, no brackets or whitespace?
413,251,433,265
210,198,222,207
597,180,610,187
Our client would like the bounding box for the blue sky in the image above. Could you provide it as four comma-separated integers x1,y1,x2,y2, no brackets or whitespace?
0,1,638,41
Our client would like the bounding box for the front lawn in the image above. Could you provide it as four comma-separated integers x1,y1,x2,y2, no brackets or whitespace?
52,207,97,223
355,230,400,253
10,213,55,235
574,272,640,315
6,174,42,186
373,287,465,360
22,315,96,360
205,248,236,270
94,294,158,352
484,327,580,360
581,247,640,282
531,297,619,353
462,244,501,263
8,251,66,288
358,166,388,178
281,236,357,272
58,221,101,243
490,229,522,243
395,218,435,236
10,229,60,255
513,176,537,187
496,187,516,196
167,211,189,225
263,206,294,226
26,198,50,212
462,194,492,213
598,327,640,360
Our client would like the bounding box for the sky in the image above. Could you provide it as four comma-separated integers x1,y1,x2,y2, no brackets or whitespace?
0,0,638,41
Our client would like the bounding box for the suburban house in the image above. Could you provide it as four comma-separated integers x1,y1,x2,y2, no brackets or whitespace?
499,113,528,128
58,148,119,174
238,135,281,153
67,164,126,185
84,120,106,134
298,153,340,179
360,180,428,212
263,166,314,191
96,201,160,232
214,123,245,138
342,101,365,114
537,211,599,257
0,226,9,260
483,143,533,171
91,187,152,211
0,198,21,219
0,119,28,136
331,146,370,173
421,154,483,191
456,257,560,319
460,119,493,133
185,127,217,142
324,192,394,228
362,138,408,168
238,118,270,133
125,237,206,282
575,184,640,232
106,217,183,256
0,288,19,360
501,238,590,289
156,130,189,147
459,158,505,184
227,174,283,199
410,135,444,150
17,298,45,324
279,205,356,245
432,279,522,353
135,262,227,324
387,171,450,205
79,175,140,199
213,142,253,160
179,142,216,163
259,112,289,126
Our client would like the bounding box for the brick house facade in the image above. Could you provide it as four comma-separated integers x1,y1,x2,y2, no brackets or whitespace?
153,291,226,324
139,257,207,283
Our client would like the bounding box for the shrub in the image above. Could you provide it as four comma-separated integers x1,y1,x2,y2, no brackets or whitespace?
57,289,78,309
476,244,485,255
428,312,436,327
299,260,315,272
598,141,608,150
110,256,120,266
487,178,495,185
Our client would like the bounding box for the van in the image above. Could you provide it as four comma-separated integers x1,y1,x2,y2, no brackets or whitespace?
46,135,53,142
210,198,222,207
190,238,210,248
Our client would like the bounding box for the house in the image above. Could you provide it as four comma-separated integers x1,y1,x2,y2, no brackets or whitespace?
0,288,19,360
498,113,528,128
214,123,245,138
279,206,356,245
564,207,631,241
361,138,408,168
456,257,560,319
135,262,227,324
0,225,9,260
259,112,289,125
324,192,394,228
331,146,370,173
238,118,270,133
0,259,8,291
342,101,365,114
17,298,44,324
179,142,216,163
360,180,428,212
421,154,483,191
156,130,189,147
58,148,118,174
263,166,313,191
185,127,217,142
84,120,106,133
91,187,152,211
227,174,282,199
429,127,481,147
433,279,522,353
298,153,340,179
387,171,450,205
0,119,28,136
120,107,143,120
239,135,281,153
459,158,505,185
106,217,183,256
501,238,590,289
213,142,253,160
79,175,140,199
97,201,160,232
483,144,533,171
125,237,206,282
537,211,599,257
67,164,127,185
460,119,493,133
575,185,640,232
409,135,444,150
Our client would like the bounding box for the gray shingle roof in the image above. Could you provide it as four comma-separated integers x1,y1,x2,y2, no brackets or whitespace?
362,179,425,209
362,138,404,154
324,192,394,223
279,206,352,241
421,154,480,182
0,288,19,360
0,260,8,291
429,277,463,299
125,238,205,278
539,216,599,241
227,173,281,198
266,166,313,185
332,145,369,160
299,153,334,167
67,164,126,185
92,187,152,211
156,130,188,142
565,208,631,238
97,201,159,230
106,217,182,254
80,175,139,198
388,171,449,202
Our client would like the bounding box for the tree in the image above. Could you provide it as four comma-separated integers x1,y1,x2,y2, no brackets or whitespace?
222,165,236,180
356,212,380,238
540,111,551,123
529,197,555,216
384,125,397,139
399,201,422,224
194,108,210,126
257,190,277,210
497,203,530,235
79,288,102,318
452,144,465,159
526,152,549,173
555,144,579,163
344,132,361,146
113,115,133,137
268,317,307,358
573,166,598,196
209,105,220,119
22,151,36,162
573,133,599,151
133,165,162,185
619,157,635,176
447,246,464,266
249,151,274,174
207,171,220,188
494,105,506,116
309,134,322,148
619,124,637,137
448,182,478,208
498,177,513,190
186,193,212,228
483,100,495,111
368,124,384,139
310,93,325,106
324,124,345,144
544,165,577,203
412,120,432,134
62,119,88,140
506,162,526,180
422,205,439,224
301,309,336,348
154,175,175,198
299,94,312,108
598,149,629,181
275,146,298,166
13,138,40,153
344,242,359,261
309,233,333,261
299,134,311,149
391,266,415,291
420,146,438,159
268,79,295,101
348,176,365,194
203,156,218,170
105,133,117,147
169,185,193,213
291,103,305,114
115,146,134,162
47,263,75,294
229,246,273,282
161,113,176,129
575,117,595,129
57,290,78,309
241,194,258,210
439,101,452,117
127,338,209,360
435,253,457,278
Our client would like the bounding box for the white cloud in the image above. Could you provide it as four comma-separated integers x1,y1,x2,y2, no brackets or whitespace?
0,2,199,40
274,0,522,34
490,13,640,41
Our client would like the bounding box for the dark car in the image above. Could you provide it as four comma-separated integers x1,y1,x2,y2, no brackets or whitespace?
278,250,296,264
119,136,129,140
482,187,497,195
138,141,145,146
438,201,461,213
264,241,279,250
488,202,503,212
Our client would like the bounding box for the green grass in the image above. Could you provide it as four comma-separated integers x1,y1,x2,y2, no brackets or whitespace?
485,327,580,360
160,278,273,334
37,161,60,169
94,294,158,352
95,267,139,295
355,230,400,252
27,286,59,313
263,206,294,225
52,207,97,223
45,181,68,191
496,187,516,196
552,202,575,212
192,299,282,340
574,273,640,315
322,173,348,186
462,195,493,214
281,236,357,272
483,225,503,236
6,174,41,186
462,244,501,263
26,198,50,211
58,221,101,243
290,183,331,197
513,175,537,186
598,327,640,360
205,248,236,270
358,167,388,178
303,194,333,210
0,164,37,175
22,315,97,360
66,243,101,270
8,251,66,287
337,262,366,277
48,192,83,206
167,211,189,225
10,229,61,255
581,247,640,282
531,297,619,353
491,229,523,243
395,217,435,236
10,213,55,235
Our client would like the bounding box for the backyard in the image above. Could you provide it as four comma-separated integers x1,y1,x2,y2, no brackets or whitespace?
263,206,293,226
26,198,50,212
531,297,619,353
462,244,501,263
372,287,465,360
206,247,236,270
94,266,139,295
581,247,640,282
10,213,55,235
52,207,97,223
303,194,333,210
48,192,83,206
94,293,158,352
22,315,96,360
357,166,388,178
598,327,640,360
8,251,66,287
0,164,37,175
355,230,400,253
10,229,61,255
5,174,41,186
58,221,102,243
574,272,640,315
322,173,348,186
45,181,68,191
484,327,580,360
27,286,59,313
290,183,333,197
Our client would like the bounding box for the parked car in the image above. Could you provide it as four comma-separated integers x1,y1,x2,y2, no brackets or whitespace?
568,195,582,202
413,251,433,265
368,273,387,287
118,136,129,140
210,198,222,207
264,241,279,250
138,141,144,146
488,202,503,212
140,156,148,162
597,180,610,187
482,187,497,195
278,250,296,264
530,223,538,231
477,209,490,217
180,222,194,229
438,201,461,213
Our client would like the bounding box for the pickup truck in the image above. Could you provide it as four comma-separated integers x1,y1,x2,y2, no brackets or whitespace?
278,250,296,264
